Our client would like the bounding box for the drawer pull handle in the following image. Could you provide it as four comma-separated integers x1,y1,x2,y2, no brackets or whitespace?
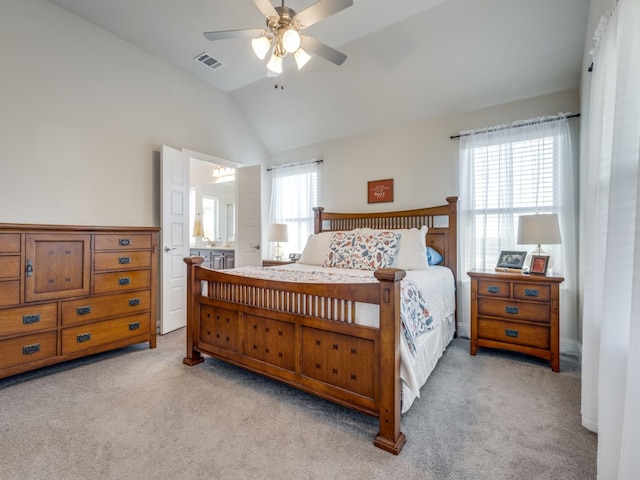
76,333,91,343
23,343,41,355
76,306,92,315
505,306,519,314
505,329,519,338
23,314,41,324
488,285,500,293
525,288,539,297
119,238,131,246
129,298,140,307
118,277,131,286
118,256,132,264
25,259,34,277
128,322,141,331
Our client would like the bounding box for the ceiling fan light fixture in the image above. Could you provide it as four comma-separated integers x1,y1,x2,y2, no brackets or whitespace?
251,35,271,60
282,28,301,53
267,52,283,74
294,48,311,70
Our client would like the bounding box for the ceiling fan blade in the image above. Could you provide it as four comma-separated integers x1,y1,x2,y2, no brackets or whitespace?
253,0,278,18
295,0,353,28
204,28,263,41
300,36,347,65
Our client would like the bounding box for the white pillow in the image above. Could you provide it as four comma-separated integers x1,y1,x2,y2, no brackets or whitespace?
392,226,429,270
299,232,332,265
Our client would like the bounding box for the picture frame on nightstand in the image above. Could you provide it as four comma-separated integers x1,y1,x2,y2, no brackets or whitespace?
496,250,527,269
530,255,549,275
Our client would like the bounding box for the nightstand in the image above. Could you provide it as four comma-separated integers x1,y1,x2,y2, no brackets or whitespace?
467,269,564,371
262,259,295,267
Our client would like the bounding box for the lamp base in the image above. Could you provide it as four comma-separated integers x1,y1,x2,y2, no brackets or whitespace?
273,242,284,260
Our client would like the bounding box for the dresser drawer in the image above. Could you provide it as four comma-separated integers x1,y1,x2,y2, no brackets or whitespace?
478,318,550,350
94,269,151,294
513,283,551,302
94,234,152,251
477,279,511,298
0,331,57,369
0,233,20,253
478,298,550,324
61,290,151,326
0,256,20,279
61,312,151,355
0,280,20,307
94,251,152,271
0,303,57,336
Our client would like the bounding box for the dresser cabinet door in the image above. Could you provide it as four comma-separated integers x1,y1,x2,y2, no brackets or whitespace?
24,234,91,302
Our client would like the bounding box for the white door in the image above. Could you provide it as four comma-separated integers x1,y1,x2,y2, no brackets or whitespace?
235,165,262,267
160,145,189,334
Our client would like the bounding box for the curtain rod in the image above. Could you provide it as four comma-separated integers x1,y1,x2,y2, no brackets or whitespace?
267,159,323,172
449,113,581,140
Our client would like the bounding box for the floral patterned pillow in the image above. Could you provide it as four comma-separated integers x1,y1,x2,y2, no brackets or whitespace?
350,231,400,270
323,232,356,268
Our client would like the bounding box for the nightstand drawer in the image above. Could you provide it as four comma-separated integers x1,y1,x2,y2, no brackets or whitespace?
477,279,511,298
478,318,550,349
513,283,550,302
478,298,550,323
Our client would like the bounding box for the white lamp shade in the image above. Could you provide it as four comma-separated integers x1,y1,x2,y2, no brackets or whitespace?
282,29,301,53
252,36,271,60
517,214,562,246
267,53,283,74
294,48,311,69
267,223,288,243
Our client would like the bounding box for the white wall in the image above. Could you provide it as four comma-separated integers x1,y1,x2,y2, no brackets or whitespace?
0,0,268,227
270,90,580,212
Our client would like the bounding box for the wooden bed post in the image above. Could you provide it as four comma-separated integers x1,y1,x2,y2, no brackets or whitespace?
313,206,324,234
373,268,407,454
183,257,204,366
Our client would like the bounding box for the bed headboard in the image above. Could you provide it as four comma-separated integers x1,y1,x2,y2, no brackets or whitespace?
313,196,458,281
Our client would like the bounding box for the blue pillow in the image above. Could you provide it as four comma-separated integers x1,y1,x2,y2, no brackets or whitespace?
426,246,443,266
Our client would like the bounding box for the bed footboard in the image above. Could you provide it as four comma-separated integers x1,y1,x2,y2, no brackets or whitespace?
183,257,406,454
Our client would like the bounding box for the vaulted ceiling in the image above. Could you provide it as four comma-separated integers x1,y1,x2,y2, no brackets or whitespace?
45,0,590,154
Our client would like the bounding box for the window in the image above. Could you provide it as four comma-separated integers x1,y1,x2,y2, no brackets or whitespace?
268,162,319,256
463,133,559,267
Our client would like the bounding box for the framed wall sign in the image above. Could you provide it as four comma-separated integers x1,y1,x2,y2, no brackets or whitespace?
368,179,394,204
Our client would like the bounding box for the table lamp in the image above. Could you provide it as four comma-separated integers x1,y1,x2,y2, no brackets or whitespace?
517,213,561,270
267,223,288,260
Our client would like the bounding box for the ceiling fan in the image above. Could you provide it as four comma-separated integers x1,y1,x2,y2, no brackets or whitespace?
204,0,353,74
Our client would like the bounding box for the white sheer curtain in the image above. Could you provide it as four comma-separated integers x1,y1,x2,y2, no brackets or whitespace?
458,115,578,343
581,1,640,478
268,161,318,257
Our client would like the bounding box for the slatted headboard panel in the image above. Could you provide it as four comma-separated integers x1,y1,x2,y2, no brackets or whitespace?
313,197,458,282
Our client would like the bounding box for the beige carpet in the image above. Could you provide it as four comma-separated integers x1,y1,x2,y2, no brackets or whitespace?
0,329,597,480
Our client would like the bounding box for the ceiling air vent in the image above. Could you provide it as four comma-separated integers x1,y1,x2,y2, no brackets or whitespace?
194,52,223,70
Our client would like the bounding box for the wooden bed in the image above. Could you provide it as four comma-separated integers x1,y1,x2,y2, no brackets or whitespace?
183,196,458,454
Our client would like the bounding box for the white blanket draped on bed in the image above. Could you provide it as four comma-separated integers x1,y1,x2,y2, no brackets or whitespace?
223,263,456,413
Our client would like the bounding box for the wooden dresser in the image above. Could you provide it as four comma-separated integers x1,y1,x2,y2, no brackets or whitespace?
468,269,564,371
0,224,159,380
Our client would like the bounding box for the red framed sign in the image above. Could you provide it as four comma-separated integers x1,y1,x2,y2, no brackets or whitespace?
367,179,394,204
